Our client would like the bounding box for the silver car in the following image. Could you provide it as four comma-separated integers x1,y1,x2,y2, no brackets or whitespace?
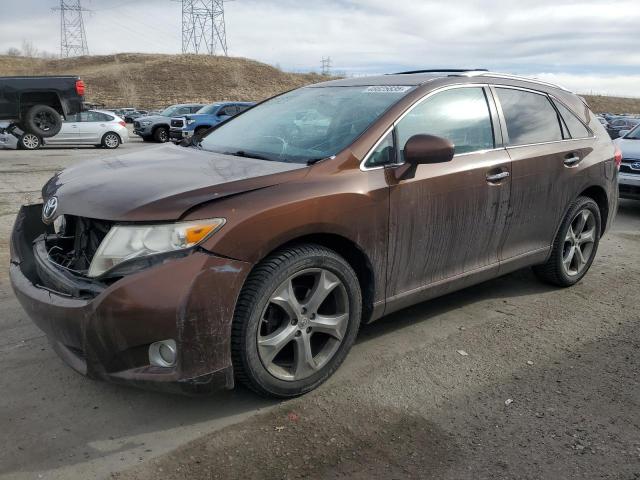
614,124,640,200
2,110,129,150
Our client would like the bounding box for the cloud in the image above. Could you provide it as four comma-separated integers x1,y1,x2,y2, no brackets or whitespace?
0,0,638,96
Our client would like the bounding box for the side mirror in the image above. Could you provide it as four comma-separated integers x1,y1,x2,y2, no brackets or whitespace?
618,130,630,138
404,134,454,165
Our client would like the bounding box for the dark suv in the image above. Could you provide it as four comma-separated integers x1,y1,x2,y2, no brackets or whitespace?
10,70,618,398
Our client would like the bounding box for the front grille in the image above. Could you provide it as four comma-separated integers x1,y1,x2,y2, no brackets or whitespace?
46,216,113,274
171,119,184,128
621,161,640,175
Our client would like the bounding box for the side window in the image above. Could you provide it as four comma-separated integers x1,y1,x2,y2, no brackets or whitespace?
88,111,111,122
175,107,190,115
496,88,563,145
64,113,79,123
365,131,395,168
191,106,204,113
237,105,250,114
396,87,494,158
78,111,90,122
553,100,591,139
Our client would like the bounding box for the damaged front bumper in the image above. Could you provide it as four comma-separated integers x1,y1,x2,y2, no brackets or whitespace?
9,204,252,394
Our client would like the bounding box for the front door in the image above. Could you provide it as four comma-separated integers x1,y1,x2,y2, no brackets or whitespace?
386,86,511,298
48,113,82,143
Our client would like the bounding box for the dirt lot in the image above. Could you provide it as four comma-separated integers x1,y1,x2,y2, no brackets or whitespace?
1,136,639,480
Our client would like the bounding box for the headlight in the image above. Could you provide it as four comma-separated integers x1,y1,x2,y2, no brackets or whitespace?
87,218,225,278
140,121,152,126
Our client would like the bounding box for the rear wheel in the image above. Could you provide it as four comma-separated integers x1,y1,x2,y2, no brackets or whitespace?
533,196,601,287
232,244,362,398
101,132,120,149
18,133,42,150
153,127,169,143
22,105,62,138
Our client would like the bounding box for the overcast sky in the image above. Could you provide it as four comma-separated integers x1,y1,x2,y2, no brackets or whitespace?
1,0,639,96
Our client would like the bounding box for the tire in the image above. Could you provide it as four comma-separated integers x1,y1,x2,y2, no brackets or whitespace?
153,127,169,143
232,244,362,398
533,196,601,287
22,105,62,138
194,127,209,137
18,133,42,150
101,132,120,149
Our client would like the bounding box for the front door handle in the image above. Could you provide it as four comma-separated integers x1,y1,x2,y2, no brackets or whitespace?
564,154,581,166
486,171,510,183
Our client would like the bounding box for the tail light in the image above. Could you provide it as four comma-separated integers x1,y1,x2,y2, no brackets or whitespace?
75,79,85,96
614,146,622,169
119,121,126,127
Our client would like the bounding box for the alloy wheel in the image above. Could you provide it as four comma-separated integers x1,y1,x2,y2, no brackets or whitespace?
257,268,349,381
104,133,119,148
21,134,40,149
562,209,596,277
33,111,56,132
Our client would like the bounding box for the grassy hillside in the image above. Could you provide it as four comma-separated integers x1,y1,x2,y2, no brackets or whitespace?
0,53,638,113
0,53,329,109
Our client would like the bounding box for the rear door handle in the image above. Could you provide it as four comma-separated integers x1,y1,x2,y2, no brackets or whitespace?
564,154,581,166
486,171,510,183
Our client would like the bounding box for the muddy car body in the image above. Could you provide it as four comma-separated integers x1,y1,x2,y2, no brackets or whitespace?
10,71,618,397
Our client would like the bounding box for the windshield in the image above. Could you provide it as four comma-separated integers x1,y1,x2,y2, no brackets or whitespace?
199,86,412,163
197,104,221,115
160,106,181,117
623,124,640,139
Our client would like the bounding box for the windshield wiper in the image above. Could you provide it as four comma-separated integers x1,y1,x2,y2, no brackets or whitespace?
307,157,327,166
225,150,275,161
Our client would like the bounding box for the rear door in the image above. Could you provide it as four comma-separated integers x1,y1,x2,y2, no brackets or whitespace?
80,111,113,143
494,86,596,261
385,85,512,297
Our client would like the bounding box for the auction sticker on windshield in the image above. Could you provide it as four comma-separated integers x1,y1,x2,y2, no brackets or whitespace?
364,86,412,93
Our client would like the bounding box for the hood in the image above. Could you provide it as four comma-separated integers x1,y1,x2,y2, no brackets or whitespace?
135,114,169,123
42,143,308,222
614,137,640,160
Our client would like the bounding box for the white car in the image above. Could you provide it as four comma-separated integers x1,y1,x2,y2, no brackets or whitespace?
614,124,640,200
6,110,129,150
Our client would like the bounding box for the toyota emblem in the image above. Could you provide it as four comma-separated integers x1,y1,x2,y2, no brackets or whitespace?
631,162,640,171
42,196,59,223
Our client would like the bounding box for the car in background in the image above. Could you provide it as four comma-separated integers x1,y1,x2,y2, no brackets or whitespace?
134,104,206,143
169,102,254,142
607,117,640,139
123,110,148,123
1,110,128,150
614,124,640,200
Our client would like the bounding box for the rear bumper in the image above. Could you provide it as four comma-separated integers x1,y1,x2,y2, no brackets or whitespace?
10,205,252,394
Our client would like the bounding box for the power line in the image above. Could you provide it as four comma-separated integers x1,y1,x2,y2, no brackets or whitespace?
53,0,90,57
178,0,228,55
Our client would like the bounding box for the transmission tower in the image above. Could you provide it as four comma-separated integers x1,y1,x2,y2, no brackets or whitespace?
321,57,332,76
180,0,228,55
53,0,89,58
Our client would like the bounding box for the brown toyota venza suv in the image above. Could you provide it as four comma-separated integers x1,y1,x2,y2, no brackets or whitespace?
10,70,619,397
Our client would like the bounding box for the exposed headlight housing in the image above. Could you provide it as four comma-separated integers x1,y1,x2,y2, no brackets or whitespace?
87,218,225,278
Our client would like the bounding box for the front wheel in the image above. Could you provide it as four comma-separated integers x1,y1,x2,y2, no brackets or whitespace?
533,196,601,287
18,133,42,150
232,244,362,398
153,127,169,143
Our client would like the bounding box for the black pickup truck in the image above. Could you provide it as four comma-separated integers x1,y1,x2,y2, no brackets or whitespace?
0,76,85,138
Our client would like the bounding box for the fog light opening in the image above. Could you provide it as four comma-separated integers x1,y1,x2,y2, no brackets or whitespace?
149,339,177,367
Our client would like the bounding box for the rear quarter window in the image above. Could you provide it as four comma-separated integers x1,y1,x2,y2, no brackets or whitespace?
552,100,591,139
496,88,563,146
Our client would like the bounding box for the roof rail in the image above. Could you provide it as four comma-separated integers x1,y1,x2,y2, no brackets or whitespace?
466,71,571,92
392,69,489,75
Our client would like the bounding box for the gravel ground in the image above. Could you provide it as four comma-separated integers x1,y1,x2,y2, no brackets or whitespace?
1,136,639,479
